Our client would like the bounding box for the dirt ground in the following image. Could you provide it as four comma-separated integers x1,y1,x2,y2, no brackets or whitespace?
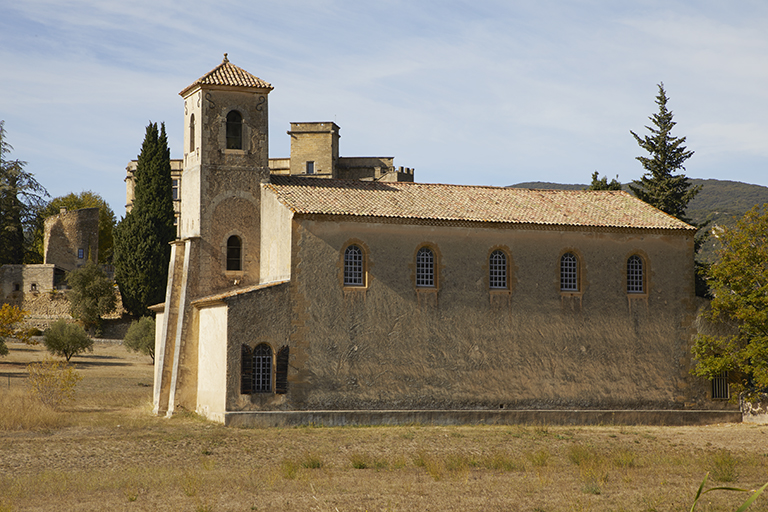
1,342,767,512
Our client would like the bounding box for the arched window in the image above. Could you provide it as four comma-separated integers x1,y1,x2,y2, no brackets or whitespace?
241,344,272,394
189,113,195,153
227,235,242,271
226,110,243,150
416,247,435,288
627,255,644,293
489,250,507,289
344,245,364,286
560,253,578,291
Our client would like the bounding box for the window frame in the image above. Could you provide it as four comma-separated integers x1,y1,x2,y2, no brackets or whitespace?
306,161,315,175
343,244,365,287
226,235,243,272
489,249,509,290
560,252,579,292
226,110,243,150
711,371,730,400
241,343,273,394
189,113,195,153
627,254,645,294
416,246,436,288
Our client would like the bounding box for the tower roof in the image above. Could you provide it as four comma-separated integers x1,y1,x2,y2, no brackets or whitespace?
179,54,273,97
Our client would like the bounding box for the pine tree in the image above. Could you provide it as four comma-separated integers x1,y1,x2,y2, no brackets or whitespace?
0,121,48,264
113,122,175,316
628,83,700,222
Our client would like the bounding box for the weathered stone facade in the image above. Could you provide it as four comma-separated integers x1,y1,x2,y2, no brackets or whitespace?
152,57,735,426
1,207,98,305
43,207,99,271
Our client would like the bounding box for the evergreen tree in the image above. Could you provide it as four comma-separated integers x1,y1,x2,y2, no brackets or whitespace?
0,121,48,264
113,122,175,316
628,83,700,222
586,172,622,191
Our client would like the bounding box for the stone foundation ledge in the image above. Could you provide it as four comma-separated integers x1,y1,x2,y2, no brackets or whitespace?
221,409,742,428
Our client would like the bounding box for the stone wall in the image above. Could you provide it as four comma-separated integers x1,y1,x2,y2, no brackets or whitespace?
222,216,726,413
43,207,100,271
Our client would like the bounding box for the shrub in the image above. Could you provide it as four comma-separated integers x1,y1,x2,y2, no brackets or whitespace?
66,262,117,332
26,358,82,408
123,316,155,362
43,320,93,361
0,303,31,356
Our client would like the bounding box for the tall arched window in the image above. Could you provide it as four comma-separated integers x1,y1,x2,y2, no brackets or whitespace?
416,247,435,288
241,344,272,394
560,253,578,291
344,245,364,286
627,255,644,293
489,250,507,289
227,235,242,271
189,113,195,153
226,110,243,150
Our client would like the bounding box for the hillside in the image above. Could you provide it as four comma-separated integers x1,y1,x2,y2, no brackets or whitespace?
510,178,768,263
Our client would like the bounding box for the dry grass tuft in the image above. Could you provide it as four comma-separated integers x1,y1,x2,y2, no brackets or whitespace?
0,388,72,430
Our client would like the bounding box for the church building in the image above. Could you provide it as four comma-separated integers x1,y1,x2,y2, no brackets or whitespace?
152,56,736,426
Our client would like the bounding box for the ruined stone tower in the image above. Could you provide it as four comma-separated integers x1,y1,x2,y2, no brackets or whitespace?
153,55,273,416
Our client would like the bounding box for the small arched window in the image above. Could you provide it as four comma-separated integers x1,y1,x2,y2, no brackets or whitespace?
241,344,272,394
227,235,242,271
560,253,578,291
627,255,644,293
489,250,507,289
189,113,195,153
344,245,364,286
416,247,435,288
226,110,243,150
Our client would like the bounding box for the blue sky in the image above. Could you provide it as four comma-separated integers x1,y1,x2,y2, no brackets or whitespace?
2,0,767,216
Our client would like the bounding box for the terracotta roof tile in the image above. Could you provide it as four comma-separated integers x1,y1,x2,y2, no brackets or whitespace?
265,176,695,231
191,281,289,308
180,54,273,96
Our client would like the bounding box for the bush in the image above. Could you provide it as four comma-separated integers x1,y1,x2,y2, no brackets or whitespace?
43,320,93,361
66,262,117,332
123,316,155,362
26,358,82,408
0,303,31,356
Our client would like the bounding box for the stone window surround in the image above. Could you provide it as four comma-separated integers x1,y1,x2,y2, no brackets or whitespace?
625,250,650,298
558,248,585,297
339,239,371,292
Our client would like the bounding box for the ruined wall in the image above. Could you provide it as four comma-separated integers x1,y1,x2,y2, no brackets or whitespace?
225,216,714,412
43,208,99,271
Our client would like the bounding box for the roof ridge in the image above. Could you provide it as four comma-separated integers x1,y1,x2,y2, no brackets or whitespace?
265,177,695,231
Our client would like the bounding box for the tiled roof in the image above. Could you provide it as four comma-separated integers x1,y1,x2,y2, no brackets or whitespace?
265,176,695,231
179,54,273,96
191,281,289,308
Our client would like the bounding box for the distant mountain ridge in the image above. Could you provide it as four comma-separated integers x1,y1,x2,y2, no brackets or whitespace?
510,178,768,263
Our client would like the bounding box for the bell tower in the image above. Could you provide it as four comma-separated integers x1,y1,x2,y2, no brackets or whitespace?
154,55,273,416
178,53,273,292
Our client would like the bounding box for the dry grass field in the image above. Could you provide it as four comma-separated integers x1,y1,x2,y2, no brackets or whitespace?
1,342,767,512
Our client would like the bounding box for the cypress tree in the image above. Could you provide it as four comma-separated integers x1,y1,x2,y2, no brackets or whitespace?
628,83,700,223
113,122,175,316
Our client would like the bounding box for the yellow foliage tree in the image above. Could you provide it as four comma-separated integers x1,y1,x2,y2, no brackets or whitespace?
0,303,30,355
